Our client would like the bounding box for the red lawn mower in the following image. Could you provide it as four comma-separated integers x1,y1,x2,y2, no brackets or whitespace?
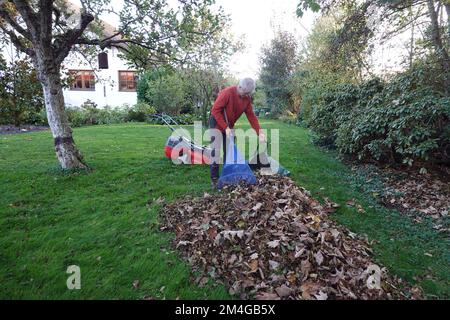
150,113,212,165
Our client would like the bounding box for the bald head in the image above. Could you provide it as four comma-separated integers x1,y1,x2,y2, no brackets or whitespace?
237,78,255,97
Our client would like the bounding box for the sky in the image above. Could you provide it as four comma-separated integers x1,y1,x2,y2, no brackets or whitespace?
85,0,318,79
213,0,317,79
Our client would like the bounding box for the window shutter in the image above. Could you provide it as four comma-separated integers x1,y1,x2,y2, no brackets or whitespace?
98,52,108,69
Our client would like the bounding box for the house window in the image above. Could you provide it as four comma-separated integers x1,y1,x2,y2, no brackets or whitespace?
118,71,137,92
69,70,95,91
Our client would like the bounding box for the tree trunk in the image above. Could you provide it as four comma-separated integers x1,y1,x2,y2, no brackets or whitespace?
38,65,88,170
427,0,450,94
445,2,450,47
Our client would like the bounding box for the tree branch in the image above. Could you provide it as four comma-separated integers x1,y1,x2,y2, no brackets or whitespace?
38,0,53,46
11,0,39,41
53,11,94,65
0,4,32,40
0,23,34,56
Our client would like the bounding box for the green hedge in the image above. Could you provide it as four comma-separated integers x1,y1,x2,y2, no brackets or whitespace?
34,102,158,127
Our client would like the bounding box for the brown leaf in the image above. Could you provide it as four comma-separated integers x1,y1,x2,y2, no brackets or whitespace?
267,240,280,248
255,292,280,300
160,173,423,301
301,259,311,275
300,281,320,300
248,259,259,273
314,291,328,300
287,273,297,285
275,285,294,298
314,251,324,266
207,226,217,240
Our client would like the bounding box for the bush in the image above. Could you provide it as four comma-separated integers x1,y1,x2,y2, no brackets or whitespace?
147,113,199,125
309,79,384,146
63,102,155,127
65,107,89,127
278,111,298,125
307,70,450,166
336,73,450,165
127,102,156,122
0,57,44,126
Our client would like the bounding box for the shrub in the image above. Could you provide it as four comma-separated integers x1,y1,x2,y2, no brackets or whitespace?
336,73,450,165
0,57,44,126
278,111,298,125
307,69,450,166
127,102,156,122
66,107,89,127
147,113,199,125
63,102,155,127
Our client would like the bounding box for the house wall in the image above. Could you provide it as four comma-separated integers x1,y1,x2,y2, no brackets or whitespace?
62,47,137,108
1,44,138,109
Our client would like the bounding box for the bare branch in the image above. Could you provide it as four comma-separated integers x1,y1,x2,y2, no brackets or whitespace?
38,0,53,45
53,11,94,65
0,23,34,56
0,4,32,40
11,0,39,40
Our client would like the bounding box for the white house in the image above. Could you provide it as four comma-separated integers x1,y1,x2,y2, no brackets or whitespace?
62,46,138,108
1,1,138,109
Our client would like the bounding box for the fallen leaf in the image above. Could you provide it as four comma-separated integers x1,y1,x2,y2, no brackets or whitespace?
252,203,263,211
248,260,259,273
314,291,328,300
160,173,423,300
155,197,165,204
255,292,280,300
275,285,293,298
269,260,280,270
300,282,320,300
207,226,217,240
267,240,280,248
314,251,324,266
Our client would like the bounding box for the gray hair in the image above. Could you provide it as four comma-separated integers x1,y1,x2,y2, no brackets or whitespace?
238,78,255,94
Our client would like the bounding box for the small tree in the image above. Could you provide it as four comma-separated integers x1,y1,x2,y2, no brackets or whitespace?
259,31,298,115
297,0,450,94
145,71,187,115
0,54,44,126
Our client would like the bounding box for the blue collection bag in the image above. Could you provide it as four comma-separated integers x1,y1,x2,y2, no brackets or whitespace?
217,134,257,189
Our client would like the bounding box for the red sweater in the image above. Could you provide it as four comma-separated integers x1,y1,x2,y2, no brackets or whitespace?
210,86,261,134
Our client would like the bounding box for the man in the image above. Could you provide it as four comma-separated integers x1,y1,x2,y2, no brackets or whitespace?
209,78,266,187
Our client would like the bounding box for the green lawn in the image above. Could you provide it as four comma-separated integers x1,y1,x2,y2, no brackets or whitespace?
0,120,448,299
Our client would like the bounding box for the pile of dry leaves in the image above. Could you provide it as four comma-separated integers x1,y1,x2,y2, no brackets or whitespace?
160,175,422,300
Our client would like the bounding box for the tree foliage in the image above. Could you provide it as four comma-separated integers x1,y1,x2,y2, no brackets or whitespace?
139,68,188,115
288,0,450,168
259,31,298,115
0,54,44,126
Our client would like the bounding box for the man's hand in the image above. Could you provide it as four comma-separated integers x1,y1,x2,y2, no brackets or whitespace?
259,132,267,143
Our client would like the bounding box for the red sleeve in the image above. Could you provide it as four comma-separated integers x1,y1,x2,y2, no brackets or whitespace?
245,103,261,135
210,90,229,131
